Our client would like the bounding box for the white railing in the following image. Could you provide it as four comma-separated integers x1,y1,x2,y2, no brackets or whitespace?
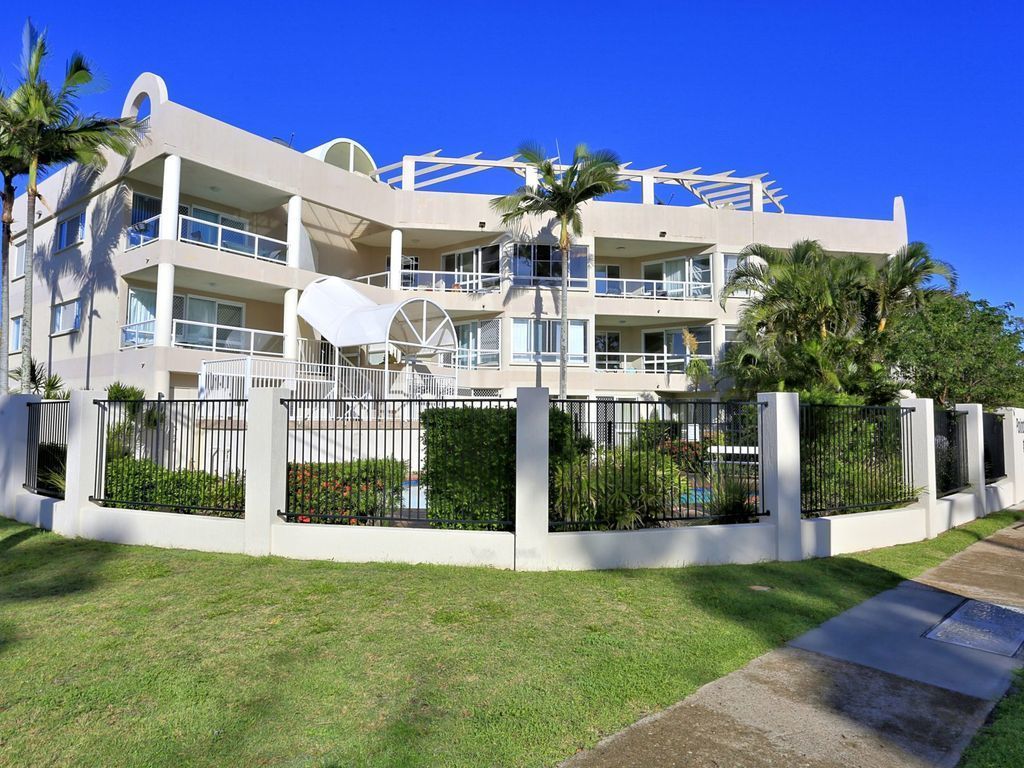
172,320,285,357
199,358,458,400
124,215,160,250
595,352,713,373
595,277,713,300
120,320,155,348
178,215,288,263
354,270,501,293
439,349,501,370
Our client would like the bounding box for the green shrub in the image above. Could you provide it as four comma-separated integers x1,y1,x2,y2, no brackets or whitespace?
420,406,586,530
550,446,687,530
703,475,760,524
34,442,67,495
102,455,244,518
286,460,405,524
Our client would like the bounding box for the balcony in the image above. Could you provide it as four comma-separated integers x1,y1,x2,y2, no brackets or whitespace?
123,214,288,264
356,270,501,293
120,319,286,357
595,278,713,301
595,352,713,373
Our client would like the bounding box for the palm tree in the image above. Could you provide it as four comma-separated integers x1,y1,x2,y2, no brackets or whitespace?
0,116,27,394
870,242,956,333
6,20,140,389
491,142,627,397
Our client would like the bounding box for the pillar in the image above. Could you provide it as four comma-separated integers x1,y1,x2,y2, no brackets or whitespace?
154,262,175,348
901,397,937,538
401,157,416,191
711,250,725,301
757,391,801,561
389,229,403,290
956,403,986,516
60,390,101,537
286,195,302,269
158,154,181,241
641,174,655,205
524,166,538,189
283,288,299,360
0,394,39,514
750,178,764,213
244,388,289,556
998,407,1024,505
515,387,550,570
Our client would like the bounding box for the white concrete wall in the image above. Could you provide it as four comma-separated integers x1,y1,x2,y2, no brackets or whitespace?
77,505,246,553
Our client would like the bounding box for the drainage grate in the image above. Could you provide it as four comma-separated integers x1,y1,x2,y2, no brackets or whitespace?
925,600,1024,657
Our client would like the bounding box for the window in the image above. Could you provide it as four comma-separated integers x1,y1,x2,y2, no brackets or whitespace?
50,298,82,335
511,243,588,289
722,325,739,358
595,331,621,369
442,245,500,275
511,318,588,364
131,193,162,224
723,254,751,297
386,255,419,288
180,206,249,248
642,326,712,371
57,212,86,250
9,316,22,353
595,264,621,295
642,255,711,298
451,319,500,368
11,241,25,280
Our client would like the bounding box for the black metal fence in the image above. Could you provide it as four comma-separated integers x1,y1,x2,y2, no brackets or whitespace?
282,398,516,530
934,409,969,497
983,412,1006,482
24,400,70,498
799,404,916,517
548,399,763,530
92,399,247,516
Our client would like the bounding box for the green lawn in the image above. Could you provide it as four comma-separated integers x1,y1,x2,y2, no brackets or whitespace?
959,672,1024,768
1,511,1021,768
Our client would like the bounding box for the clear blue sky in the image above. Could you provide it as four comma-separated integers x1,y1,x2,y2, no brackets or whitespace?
2,1,1021,307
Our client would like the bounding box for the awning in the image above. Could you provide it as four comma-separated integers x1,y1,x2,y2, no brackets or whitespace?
297,277,457,357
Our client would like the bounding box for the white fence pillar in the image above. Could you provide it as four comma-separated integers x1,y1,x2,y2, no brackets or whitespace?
62,390,102,537
758,392,801,561
244,388,289,555
956,403,986,517
0,394,39,514
515,387,549,570
901,397,937,538
999,407,1024,506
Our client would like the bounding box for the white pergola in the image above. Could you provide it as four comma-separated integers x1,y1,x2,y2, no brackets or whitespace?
370,150,787,212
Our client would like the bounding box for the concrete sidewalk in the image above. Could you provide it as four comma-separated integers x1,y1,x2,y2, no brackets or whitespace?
562,518,1024,768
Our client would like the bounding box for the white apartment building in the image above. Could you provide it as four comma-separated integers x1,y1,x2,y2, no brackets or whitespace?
5,73,908,401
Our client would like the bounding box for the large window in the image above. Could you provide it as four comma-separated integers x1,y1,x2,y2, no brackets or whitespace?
11,241,25,281
642,255,712,298
642,326,712,371
57,212,86,251
723,254,751,297
722,325,739,358
595,330,621,369
442,244,500,275
511,244,588,289
50,298,82,335
9,316,22,353
512,318,588,364
451,319,500,368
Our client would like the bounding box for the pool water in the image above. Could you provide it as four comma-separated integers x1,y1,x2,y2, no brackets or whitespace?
681,487,713,504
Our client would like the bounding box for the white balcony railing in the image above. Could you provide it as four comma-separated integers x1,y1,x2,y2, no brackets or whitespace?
439,348,501,370
355,270,501,293
124,215,160,250
119,319,285,357
595,352,713,373
178,216,288,263
595,278,713,300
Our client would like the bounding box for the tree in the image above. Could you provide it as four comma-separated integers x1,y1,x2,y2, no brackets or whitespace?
4,20,139,389
491,143,626,397
719,239,954,402
0,106,28,394
886,293,1024,408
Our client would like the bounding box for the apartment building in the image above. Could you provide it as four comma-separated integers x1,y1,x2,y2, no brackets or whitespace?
5,73,908,401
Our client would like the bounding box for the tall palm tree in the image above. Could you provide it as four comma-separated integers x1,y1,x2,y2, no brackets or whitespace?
6,20,140,388
0,100,29,394
870,242,956,333
491,142,627,397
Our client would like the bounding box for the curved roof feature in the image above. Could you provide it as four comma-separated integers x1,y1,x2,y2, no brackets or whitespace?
297,277,456,356
305,138,377,176
122,72,169,119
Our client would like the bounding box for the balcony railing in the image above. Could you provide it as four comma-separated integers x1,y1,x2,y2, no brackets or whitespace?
595,352,713,373
178,216,288,263
355,270,501,293
439,348,501,370
119,319,285,357
595,278,713,300
125,215,160,250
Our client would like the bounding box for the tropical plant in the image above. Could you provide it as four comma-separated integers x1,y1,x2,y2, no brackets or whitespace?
702,475,759,524
8,355,68,397
4,20,140,389
491,143,627,396
0,87,30,395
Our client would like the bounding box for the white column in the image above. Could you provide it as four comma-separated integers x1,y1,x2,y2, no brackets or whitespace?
60,390,101,537
154,262,175,348
712,321,727,368
244,388,289,556
283,288,299,360
524,166,538,189
401,157,416,191
750,178,764,213
158,154,181,241
389,229,403,290
999,407,1024,505
956,403,987,516
757,391,802,561
515,387,550,570
641,175,655,205
711,250,725,300
286,195,302,269
901,397,937,538
0,393,39,515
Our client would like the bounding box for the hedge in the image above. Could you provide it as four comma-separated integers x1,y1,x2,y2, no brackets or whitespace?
102,455,245,518
286,459,405,524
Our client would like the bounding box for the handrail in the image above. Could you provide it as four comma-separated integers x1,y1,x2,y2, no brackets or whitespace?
124,215,160,250
353,270,502,292
595,352,713,373
178,215,288,264
120,320,156,349
172,319,285,357
595,277,713,300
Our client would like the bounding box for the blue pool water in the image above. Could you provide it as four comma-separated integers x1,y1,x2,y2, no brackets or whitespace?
682,487,713,504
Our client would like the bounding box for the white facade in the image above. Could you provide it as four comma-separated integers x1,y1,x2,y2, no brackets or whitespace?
6,73,908,400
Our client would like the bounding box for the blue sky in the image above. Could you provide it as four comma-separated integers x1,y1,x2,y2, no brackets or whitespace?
1,1,1021,306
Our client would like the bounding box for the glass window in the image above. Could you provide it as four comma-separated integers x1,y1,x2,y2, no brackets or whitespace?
57,212,86,250
126,288,157,325
9,316,22,352
511,243,588,288
50,298,82,335
131,193,161,224
723,254,751,297
511,318,588,364
11,241,25,280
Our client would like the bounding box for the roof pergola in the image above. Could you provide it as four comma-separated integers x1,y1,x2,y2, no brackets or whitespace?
370,151,786,212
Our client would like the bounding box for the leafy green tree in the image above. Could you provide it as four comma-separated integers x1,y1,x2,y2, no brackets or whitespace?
491,143,626,396
4,20,139,389
0,86,30,394
886,293,1024,408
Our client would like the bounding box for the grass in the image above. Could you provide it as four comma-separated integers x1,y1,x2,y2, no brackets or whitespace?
959,672,1024,768
0,510,1021,768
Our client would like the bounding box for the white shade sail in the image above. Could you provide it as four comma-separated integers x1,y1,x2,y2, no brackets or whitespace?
297,277,457,357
